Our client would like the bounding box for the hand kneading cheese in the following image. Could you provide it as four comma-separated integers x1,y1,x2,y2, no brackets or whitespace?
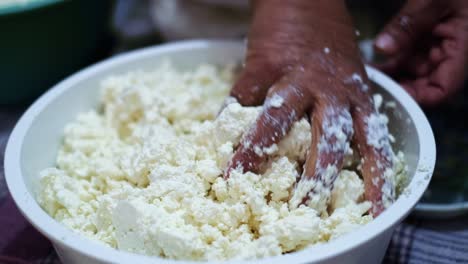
37,63,407,260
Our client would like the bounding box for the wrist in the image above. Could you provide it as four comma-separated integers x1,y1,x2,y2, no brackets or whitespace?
250,0,357,50
252,0,350,24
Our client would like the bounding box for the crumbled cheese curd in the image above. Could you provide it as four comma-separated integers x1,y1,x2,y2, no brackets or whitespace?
37,63,407,261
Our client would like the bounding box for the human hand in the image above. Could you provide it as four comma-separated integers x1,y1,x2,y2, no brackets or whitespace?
375,0,468,106
225,0,395,216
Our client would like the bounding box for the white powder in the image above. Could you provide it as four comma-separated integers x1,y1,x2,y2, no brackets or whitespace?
253,143,279,157
266,93,284,108
345,73,369,92
365,113,391,149
290,107,354,213
37,63,407,261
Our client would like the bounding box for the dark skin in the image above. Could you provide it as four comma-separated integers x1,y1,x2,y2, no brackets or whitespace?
223,0,468,216
375,0,468,106
224,0,395,216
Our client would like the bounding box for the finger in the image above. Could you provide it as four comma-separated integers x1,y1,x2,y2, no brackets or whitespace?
408,39,467,106
224,75,307,178
352,103,395,216
406,52,432,77
289,102,353,213
400,80,418,99
410,79,449,106
229,62,278,106
373,53,408,76
430,39,467,93
429,46,444,65
411,66,464,106
433,21,458,39
374,0,443,55
376,47,432,79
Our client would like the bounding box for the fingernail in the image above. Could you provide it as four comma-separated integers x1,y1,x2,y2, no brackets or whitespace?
375,33,396,52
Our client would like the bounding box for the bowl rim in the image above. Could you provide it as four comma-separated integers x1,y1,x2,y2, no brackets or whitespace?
4,40,436,264
0,0,63,16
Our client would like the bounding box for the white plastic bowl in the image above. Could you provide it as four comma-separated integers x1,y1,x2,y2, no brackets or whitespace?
4,40,436,264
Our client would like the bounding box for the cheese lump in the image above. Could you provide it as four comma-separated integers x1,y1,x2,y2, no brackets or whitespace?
37,63,407,261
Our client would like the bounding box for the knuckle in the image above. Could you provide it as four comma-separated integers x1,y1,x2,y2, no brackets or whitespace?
230,73,266,106
392,13,417,37
389,0,439,40
246,52,280,72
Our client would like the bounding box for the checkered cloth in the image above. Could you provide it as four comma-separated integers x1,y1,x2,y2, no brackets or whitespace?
385,218,468,264
1,108,468,264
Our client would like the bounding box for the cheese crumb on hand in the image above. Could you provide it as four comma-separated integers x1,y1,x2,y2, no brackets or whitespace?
37,63,407,261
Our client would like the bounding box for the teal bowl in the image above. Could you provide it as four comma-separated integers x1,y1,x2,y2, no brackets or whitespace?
0,0,115,105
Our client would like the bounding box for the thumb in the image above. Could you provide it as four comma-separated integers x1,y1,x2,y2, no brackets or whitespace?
374,0,444,55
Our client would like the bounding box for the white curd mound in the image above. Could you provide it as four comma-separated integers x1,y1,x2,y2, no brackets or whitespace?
37,63,407,260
